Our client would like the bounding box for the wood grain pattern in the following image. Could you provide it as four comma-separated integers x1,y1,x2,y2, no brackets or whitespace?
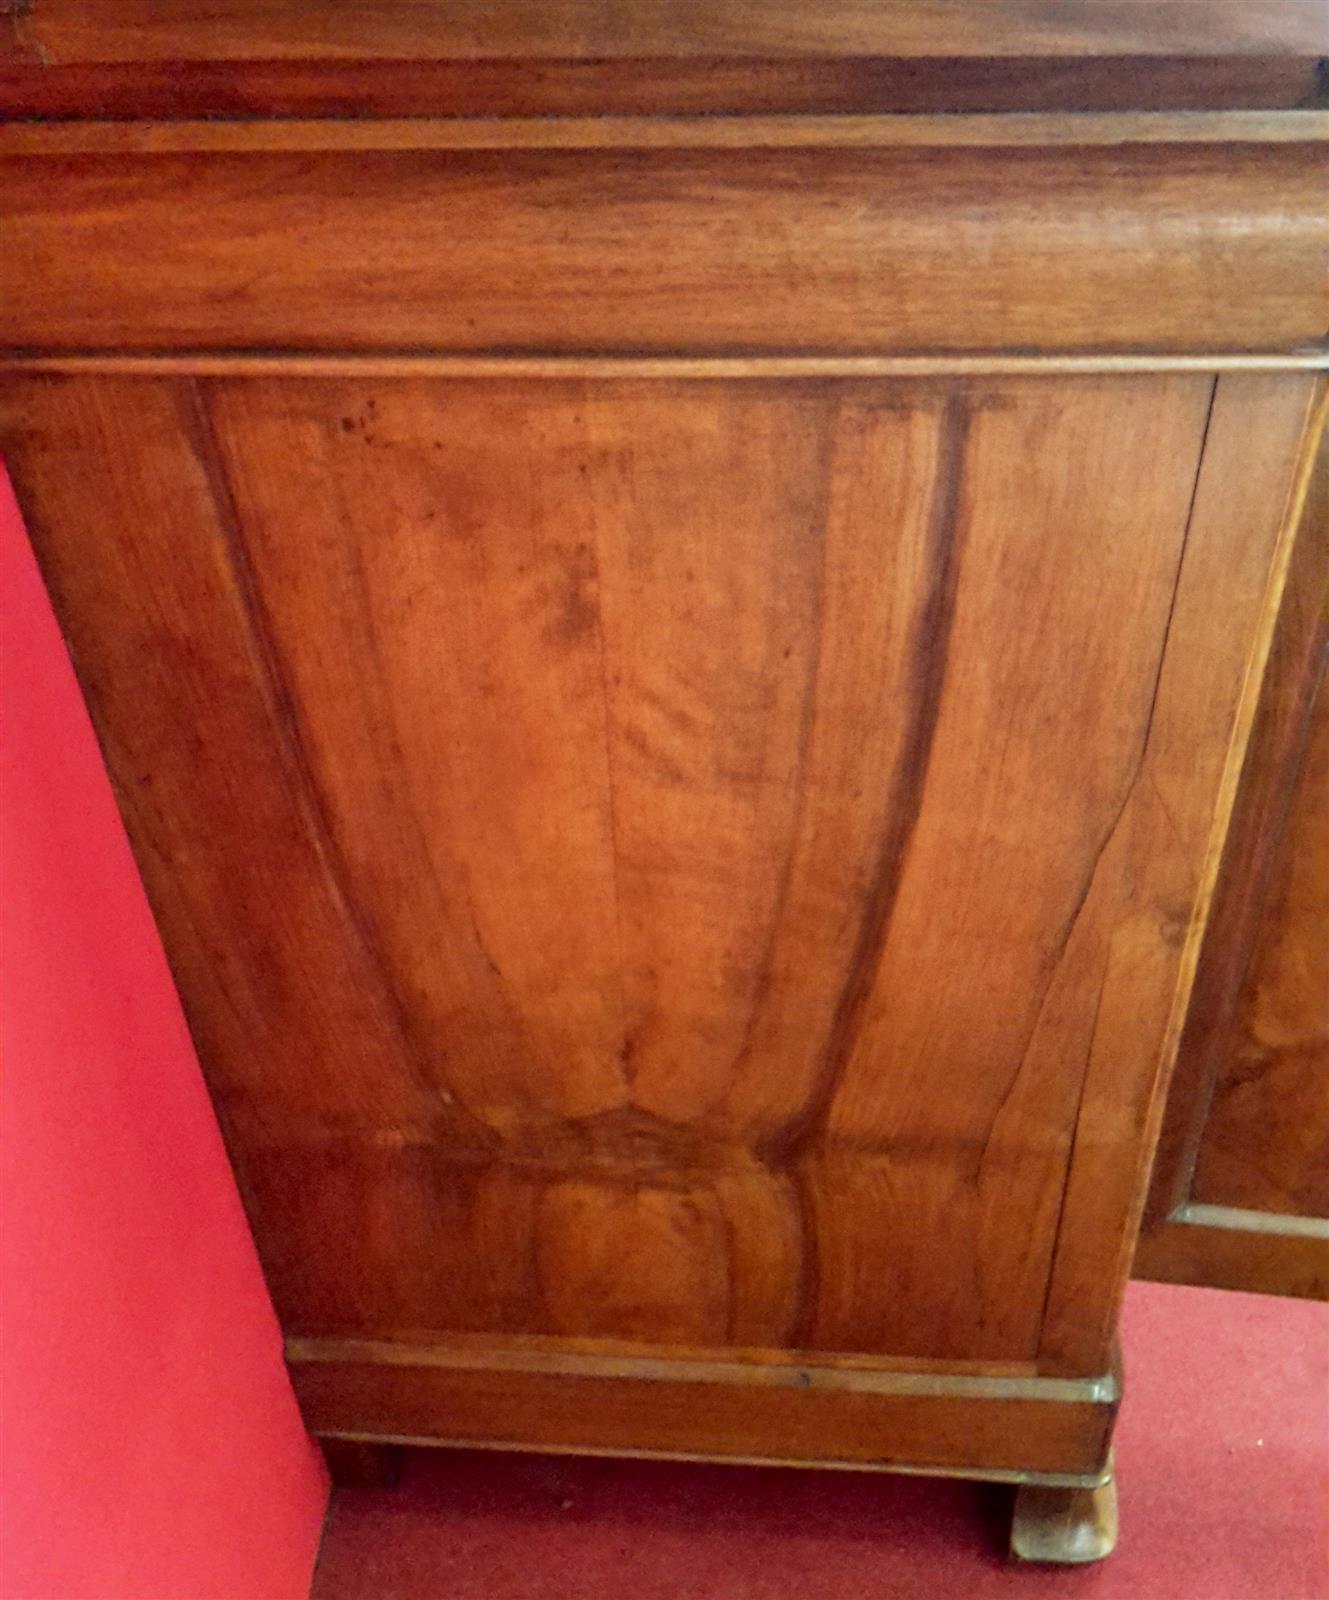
5,0,1326,1507
7,0,1324,62
6,355,1328,379
1133,1207,1328,1299
1144,431,1329,1218
2,143,1324,355
1190,546,1329,1222
1040,376,1324,1363
0,369,1256,1371
1135,418,1328,1299
0,378,454,1142
289,1336,1118,1482
6,112,1328,151
1191,794,1328,1205
3,56,1323,121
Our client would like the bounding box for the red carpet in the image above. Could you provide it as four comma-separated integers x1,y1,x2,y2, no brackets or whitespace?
312,1283,1328,1600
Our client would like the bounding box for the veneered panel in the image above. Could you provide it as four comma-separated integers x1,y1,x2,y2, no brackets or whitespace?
0,377,450,1139
0,373,1225,1363
1132,402,1328,1303
1192,591,1329,1217
1044,375,1324,1351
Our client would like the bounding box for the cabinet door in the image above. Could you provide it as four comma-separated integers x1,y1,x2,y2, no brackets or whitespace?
1136,425,1328,1300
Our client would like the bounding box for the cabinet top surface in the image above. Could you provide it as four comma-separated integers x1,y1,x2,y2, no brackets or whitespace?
3,0,1326,117
3,0,1326,60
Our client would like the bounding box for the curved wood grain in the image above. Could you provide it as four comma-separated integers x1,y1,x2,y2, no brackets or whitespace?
1042,375,1324,1363
7,0,1324,63
1191,681,1329,1219
1136,420,1328,1300
2,143,1324,356
1,369,1243,1365
2,56,1324,121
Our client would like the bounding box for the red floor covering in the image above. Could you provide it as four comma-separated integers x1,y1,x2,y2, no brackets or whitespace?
311,1281,1328,1600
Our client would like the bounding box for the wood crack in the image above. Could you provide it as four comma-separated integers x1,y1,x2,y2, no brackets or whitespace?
977,376,1220,1179
1029,375,1220,1346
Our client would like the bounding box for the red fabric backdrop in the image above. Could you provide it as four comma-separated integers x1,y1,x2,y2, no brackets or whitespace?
0,463,329,1600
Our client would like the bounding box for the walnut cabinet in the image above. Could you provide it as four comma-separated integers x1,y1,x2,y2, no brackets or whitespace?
1,0,1325,1563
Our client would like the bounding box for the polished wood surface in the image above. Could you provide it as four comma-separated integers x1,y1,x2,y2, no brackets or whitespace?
1039,375,1324,1360
4,0,1324,62
6,110,1327,150
291,1335,1117,1483
4,5,1326,1540
3,56,1324,120
1193,685,1329,1218
6,354,1327,379
1134,1207,1327,1299
1137,423,1329,1300
2,136,1324,356
0,368,1315,1391
7,0,1325,119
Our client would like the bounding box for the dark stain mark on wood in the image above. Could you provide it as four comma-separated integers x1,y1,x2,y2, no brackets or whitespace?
762,390,975,1184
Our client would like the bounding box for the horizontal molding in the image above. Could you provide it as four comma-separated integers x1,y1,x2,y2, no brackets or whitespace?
311,1429,1112,1489
7,0,1324,64
5,142,1320,354
1,110,1326,156
286,1334,1119,1403
287,1336,1119,1484
2,57,1323,123
1134,1213,1329,1299
3,351,1328,380
1179,1202,1329,1239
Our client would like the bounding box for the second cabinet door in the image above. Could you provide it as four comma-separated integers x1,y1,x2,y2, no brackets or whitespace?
1138,423,1328,1301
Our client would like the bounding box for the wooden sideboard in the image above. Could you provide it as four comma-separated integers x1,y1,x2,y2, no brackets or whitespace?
2,0,1325,1564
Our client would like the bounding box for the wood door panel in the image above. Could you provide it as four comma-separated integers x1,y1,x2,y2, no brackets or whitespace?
1196,681,1329,1216
1,371,1223,1360
1190,674,1329,1218
1136,420,1328,1297
1188,426,1329,1226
